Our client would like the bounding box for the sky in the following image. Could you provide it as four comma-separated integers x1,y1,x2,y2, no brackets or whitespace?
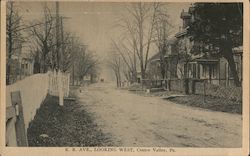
14,1,190,81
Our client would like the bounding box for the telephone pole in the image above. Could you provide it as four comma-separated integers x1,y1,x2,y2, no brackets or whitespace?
56,1,60,71
60,16,64,72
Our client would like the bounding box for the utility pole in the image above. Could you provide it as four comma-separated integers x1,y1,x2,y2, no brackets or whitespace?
43,3,48,73
72,63,75,85
55,1,63,106
56,1,60,71
60,16,64,72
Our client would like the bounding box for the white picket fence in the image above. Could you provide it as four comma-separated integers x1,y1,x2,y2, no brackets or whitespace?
48,70,70,97
6,70,70,146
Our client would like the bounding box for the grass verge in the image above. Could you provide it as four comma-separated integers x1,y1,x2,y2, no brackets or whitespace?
27,95,113,147
129,89,241,114
166,95,242,114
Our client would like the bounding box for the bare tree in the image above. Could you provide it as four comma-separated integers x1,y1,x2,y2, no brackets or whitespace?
108,52,122,88
153,3,172,79
67,37,81,85
6,2,26,84
176,39,192,79
74,48,99,84
29,3,73,73
29,4,55,73
60,32,76,72
110,39,137,83
116,2,159,81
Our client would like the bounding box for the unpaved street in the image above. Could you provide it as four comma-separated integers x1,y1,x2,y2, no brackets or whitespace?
76,82,242,147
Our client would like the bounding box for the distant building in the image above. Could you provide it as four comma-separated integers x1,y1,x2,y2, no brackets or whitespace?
20,57,34,77
147,38,178,80
10,54,34,83
136,71,142,83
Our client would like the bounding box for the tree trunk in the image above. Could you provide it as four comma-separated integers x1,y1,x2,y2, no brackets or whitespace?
115,72,119,88
118,67,122,87
42,51,46,73
133,47,137,83
6,64,11,85
139,3,144,80
7,3,13,85
160,61,165,79
222,44,241,87
141,68,145,84
225,51,241,87
209,65,212,84
160,48,166,80
133,71,137,83
72,63,75,85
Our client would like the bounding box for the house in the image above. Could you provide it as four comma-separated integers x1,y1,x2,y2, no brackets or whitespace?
20,57,34,77
136,71,142,83
174,9,195,79
147,8,243,88
175,9,243,87
147,38,178,80
10,54,34,83
186,47,242,86
147,53,161,80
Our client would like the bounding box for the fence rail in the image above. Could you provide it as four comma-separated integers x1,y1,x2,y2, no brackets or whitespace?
48,71,70,97
194,80,242,102
141,78,242,102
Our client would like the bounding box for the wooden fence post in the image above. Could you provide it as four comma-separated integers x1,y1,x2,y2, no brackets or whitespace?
6,105,17,146
58,71,64,106
191,79,196,94
67,73,70,97
11,91,28,146
203,80,206,104
168,80,171,91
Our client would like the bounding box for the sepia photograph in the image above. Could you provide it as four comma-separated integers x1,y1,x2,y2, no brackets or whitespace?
1,0,248,155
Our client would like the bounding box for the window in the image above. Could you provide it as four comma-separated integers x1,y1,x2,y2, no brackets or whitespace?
202,65,206,77
211,65,217,78
202,65,215,79
188,64,192,78
193,64,197,78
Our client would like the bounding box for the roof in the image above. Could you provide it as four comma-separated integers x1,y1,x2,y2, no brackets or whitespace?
194,59,219,64
190,55,219,64
148,37,178,63
233,46,243,53
168,37,177,44
148,52,161,63
188,6,195,13
11,53,34,63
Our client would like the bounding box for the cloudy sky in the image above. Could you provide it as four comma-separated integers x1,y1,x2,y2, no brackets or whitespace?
14,1,190,81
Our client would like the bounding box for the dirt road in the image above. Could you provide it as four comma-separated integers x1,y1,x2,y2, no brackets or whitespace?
76,82,242,147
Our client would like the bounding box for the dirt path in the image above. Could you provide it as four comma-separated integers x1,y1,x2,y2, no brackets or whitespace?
75,82,242,147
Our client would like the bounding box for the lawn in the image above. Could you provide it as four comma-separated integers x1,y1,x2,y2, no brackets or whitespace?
129,88,242,114
27,95,113,147
166,95,242,114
